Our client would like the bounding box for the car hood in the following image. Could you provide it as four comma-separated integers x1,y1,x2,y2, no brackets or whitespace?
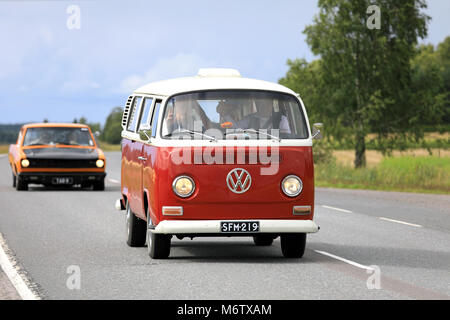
23,147,98,160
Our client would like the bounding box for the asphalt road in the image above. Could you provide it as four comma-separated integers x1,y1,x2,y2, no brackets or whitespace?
0,152,449,300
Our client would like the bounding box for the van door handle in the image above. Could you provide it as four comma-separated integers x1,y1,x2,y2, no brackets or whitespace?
138,156,147,161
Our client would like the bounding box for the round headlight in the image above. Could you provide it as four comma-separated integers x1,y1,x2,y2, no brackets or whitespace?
21,159,30,168
96,159,105,168
172,176,195,198
281,175,303,197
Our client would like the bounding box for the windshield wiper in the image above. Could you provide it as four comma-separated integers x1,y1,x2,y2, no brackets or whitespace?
224,129,281,142
25,143,44,146
243,129,281,142
165,129,218,142
55,142,80,146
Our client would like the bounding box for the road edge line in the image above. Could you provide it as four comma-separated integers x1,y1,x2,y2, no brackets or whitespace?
0,233,40,300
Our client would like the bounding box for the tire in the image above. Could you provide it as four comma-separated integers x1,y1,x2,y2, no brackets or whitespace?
126,201,147,247
253,235,274,246
12,172,16,188
280,233,306,258
147,210,171,259
93,179,105,191
15,176,28,191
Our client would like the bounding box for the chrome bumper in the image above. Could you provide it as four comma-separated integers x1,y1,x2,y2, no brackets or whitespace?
151,219,319,235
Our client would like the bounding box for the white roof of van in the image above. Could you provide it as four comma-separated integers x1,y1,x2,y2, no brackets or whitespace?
133,68,297,97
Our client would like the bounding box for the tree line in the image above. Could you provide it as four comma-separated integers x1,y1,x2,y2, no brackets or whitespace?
72,107,123,145
0,108,123,145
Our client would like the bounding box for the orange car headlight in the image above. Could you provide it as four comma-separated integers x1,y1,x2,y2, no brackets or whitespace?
96,159,105,168
21,159,30,168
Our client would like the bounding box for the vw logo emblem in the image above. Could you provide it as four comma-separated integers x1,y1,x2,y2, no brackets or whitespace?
226,168,252,194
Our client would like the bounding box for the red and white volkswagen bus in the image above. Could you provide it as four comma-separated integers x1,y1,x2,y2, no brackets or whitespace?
116,68,320,259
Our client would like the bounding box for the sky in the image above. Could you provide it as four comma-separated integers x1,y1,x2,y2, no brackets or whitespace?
0,0,449,125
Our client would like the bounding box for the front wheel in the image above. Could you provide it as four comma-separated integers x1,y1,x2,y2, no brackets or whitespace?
15,176,28,191
12,172,16,188
147,211,171,259
126,202,147,247
280,233,306,258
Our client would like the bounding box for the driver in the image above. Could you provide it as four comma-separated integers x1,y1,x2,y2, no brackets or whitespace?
39,130,52,145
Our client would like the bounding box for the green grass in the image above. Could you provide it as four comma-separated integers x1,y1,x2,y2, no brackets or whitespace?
96,141,121,152
0,145,9,154
315,156,450,194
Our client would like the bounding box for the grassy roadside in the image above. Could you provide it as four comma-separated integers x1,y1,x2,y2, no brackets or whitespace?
315,155,450,194
96,141,121,152
0,145,9,154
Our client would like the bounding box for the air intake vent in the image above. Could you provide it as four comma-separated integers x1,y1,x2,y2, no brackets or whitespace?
122,96,134,129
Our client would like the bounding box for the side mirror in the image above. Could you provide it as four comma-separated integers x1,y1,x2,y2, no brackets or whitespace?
94,131,101,137
312,123,323,140
139,128,151,141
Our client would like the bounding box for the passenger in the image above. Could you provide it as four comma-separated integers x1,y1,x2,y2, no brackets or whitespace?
217,100,251,129
246,99,292,134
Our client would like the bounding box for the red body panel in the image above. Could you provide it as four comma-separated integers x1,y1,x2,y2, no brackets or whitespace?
122,141,315,225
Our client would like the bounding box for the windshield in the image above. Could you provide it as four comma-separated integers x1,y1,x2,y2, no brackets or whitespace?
161,91,309,140
23,127,95,147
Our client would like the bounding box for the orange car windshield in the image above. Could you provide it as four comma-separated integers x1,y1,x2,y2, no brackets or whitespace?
23,127,95,147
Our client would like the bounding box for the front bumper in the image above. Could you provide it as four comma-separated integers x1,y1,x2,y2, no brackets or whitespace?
17,172,106,185
151,219,319,235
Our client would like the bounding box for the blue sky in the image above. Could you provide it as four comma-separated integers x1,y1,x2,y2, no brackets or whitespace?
1,0,449,125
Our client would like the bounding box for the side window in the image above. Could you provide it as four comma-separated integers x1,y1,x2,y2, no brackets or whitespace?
127,96,142,132
138,97,154,131
151,100,162,138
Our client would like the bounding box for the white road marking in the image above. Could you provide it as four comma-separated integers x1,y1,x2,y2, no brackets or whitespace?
314,250,374,271
321,205,353,213
379,217,423,228
108,179,120,184
0,233,40,300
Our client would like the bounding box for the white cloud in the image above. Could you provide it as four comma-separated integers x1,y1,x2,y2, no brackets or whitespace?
119,53,213,93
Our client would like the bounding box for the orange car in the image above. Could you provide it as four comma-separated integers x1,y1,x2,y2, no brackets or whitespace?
9,123,106,191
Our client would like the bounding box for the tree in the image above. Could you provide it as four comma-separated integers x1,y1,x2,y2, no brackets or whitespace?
73,117,101,135
435,36,450,124
410,44,448,132
303,0,432,167
78,117,87,124
102,107,123,144
279,59,325,125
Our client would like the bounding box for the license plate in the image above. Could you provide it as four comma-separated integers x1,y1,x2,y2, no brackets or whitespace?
52,177,73,185
220,221,260,233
